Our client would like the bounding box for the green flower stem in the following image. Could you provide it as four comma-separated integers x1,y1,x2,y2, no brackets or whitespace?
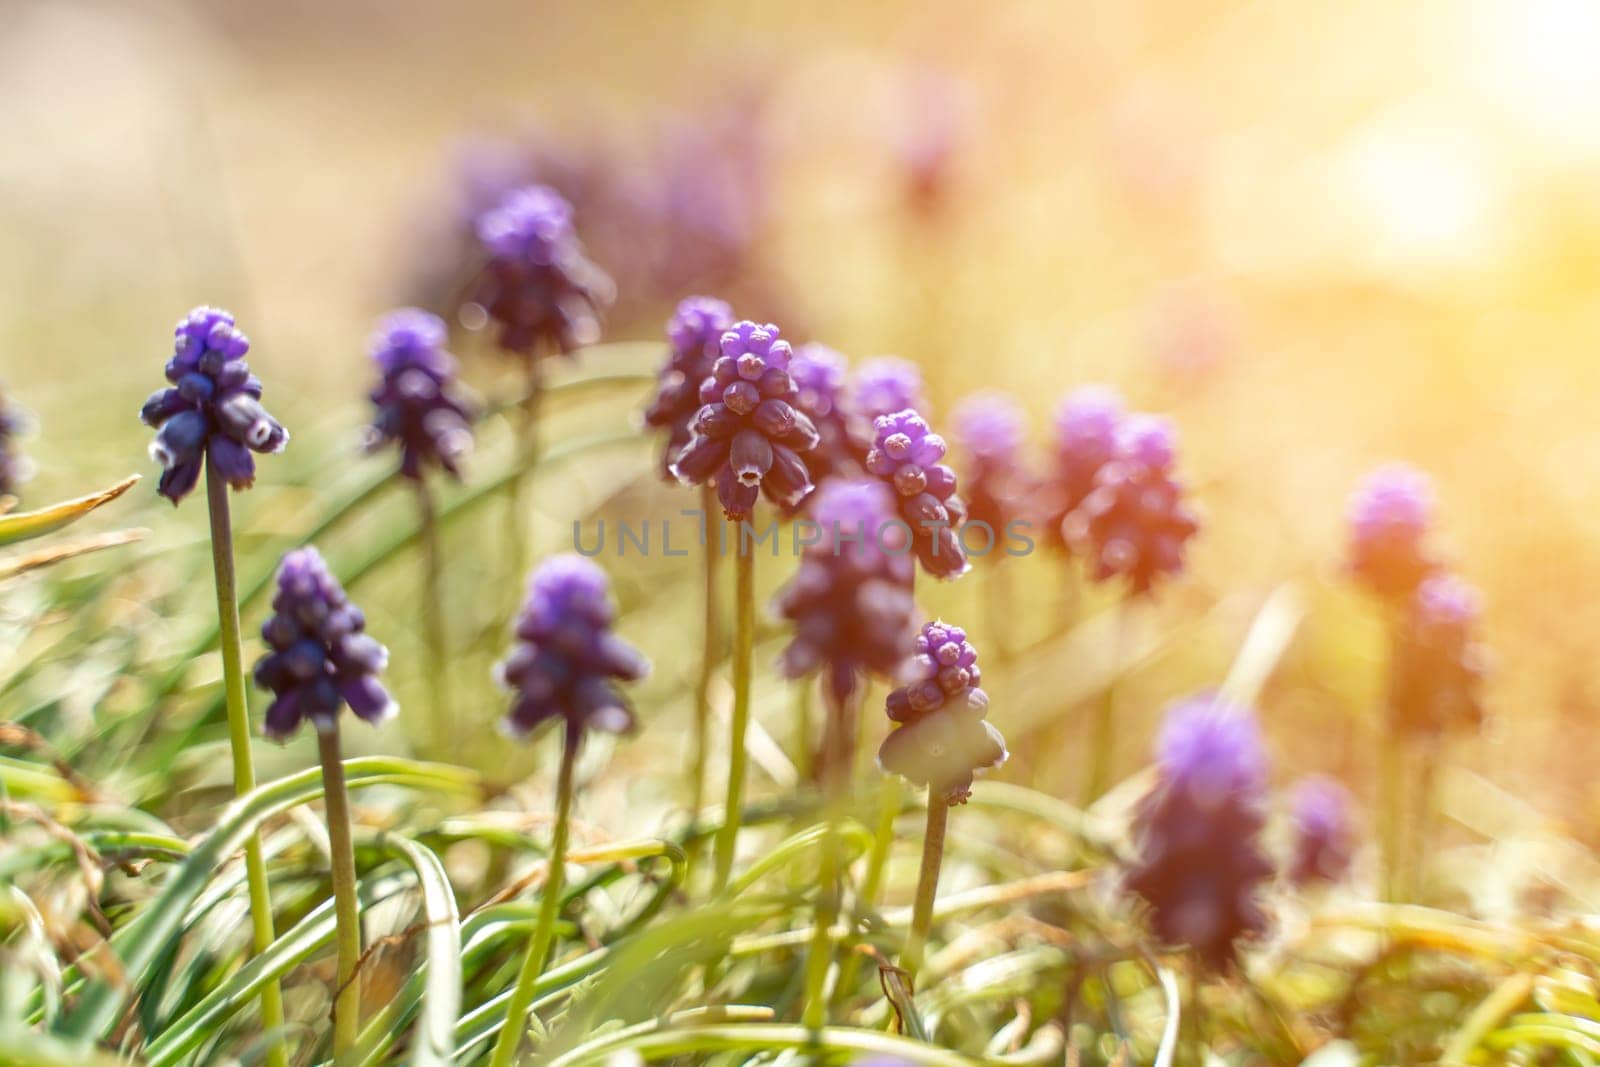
505,357,545,595
712,542,756,892
793,675,814,783
901,794,949,985
204,458,288,1067
316,724,363,1058
489,723,580,1067
414,479,452,756
800,677,857,1029
689,486,720,832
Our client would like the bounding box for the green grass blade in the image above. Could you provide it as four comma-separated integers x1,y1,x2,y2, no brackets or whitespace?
0,476,139,548
383,834,461,1067
51,757,476,1041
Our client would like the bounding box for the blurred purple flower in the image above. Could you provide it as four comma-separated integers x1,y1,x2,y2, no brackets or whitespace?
865,409,970,580
1064,414,1200,596
879,620,1007,805
253,547,394,739
892,67,972,219
1288,775,1355,887
1389,571,1489,736
495,555,649,739
775,479,917,703
1039,385,1123,553
851,358,927,424
1126,694,1272,970
644,296,735,480
467,185,615,358
669,321,819,520
952,391,1030,535
1347,463,1437,602
363,309,475,481
0,387,35,498
140,306,288,504
788,344,860,485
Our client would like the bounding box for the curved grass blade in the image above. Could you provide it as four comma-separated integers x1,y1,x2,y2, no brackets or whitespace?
142,872,415,1067
0,476,139,549
51,757,476,1041
383,834,461,1067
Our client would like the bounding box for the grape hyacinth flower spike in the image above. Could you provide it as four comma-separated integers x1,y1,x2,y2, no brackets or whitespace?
1126,694,1272,971
851,356,927,424
1040,385,1123,557
643,295,735,828
0,386,35,498
469,184,615,360
469,184,614,591
670,319,819,890
1288,775,1356,887
953,392,1030,657
1347,462,1437,604
363,308,474,748
1065,414,1200,597
644,295,734,480
879,621,1007,982
669,319,820,520
779,480,918,1026
141,306,288,505
489,556,647,1067
865,408,970,580
252,547,393,1056
1389,572,1489,739
138,306,288,1066
788,343,861,486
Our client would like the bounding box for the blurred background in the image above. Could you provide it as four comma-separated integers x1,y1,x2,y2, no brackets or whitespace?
6,0,1600,876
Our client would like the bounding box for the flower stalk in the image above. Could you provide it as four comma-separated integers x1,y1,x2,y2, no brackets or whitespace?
204,458,288,1067
489,723,579,1067
801,675,857,1028
901,795,949,984
689,485,721,828
316,722,363,1057
415,479,451,754
713,544,756,892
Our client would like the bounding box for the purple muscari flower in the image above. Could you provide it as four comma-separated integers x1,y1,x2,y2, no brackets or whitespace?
1288,775,1355,887
775,479,916,703
669,321,820,520
1389,571,1489,736
1064,414,1199,596
252,547,394,739
788,344,860,485
140,306,288,505
878,620,1007,805
1040,385,1124,552
363,309,475,481
495,555,649,739
1347,463,1437,602
643,296,735,480
0,388,35,498
952,392,1030,535
851,357,927,423
865,409,970,580
1126,694,1273,970
469,185,615,358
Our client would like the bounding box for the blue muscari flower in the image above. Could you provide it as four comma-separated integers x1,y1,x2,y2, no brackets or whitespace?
644,296,734,480
364,309,475,481
865,409,969,580
140,306,288,504
495,555,649,739
253,547,394,739
0,387,35,498
1288,775,1355,887
669,320,820,519
775,479,916,703
470,185,614,358
1126,694,1273,970
878,620,1006,804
